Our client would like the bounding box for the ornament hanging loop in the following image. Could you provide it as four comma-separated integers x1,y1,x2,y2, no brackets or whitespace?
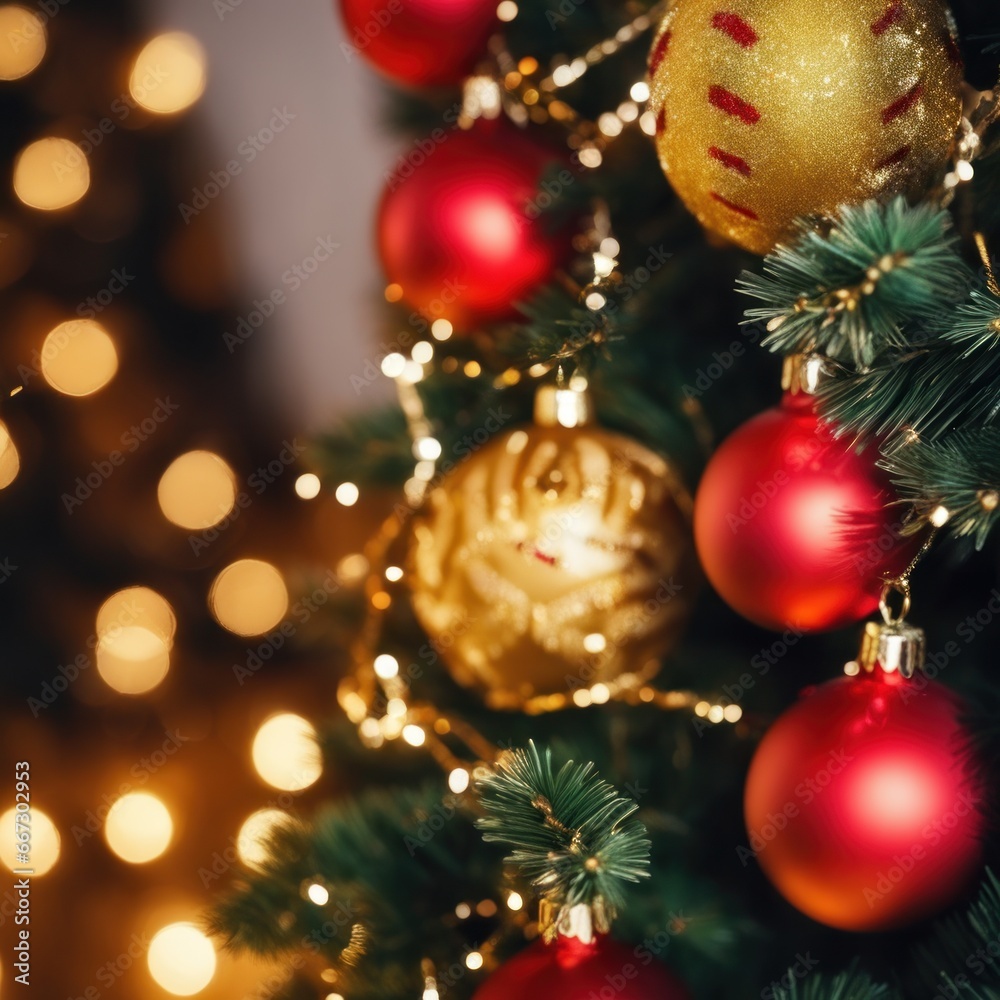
879,577,911,626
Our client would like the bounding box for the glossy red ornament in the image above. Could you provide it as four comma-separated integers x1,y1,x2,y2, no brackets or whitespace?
378,122,571,331
473,933,690,1000
338,0,498,88
744,667,984,931
694,390,911,632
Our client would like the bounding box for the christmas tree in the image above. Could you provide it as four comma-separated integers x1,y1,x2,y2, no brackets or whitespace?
8,0,1000,997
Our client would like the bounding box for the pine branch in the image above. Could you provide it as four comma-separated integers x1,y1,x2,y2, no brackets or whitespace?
914,870,1000,998
210,783,501,1000
739,198,972,367
476,742,650,922
879,429,1000,548
768,965,897,1000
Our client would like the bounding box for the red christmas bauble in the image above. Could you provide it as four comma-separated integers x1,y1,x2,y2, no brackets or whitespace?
744,668,984,931
378,122,572,331
473,934,690,1000
338,0,497,88
694,390,911,632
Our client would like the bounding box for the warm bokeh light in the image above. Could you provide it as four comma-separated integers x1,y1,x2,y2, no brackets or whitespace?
237,808,291,868
294,472,321,499
0,421,19,489
0,6,45,80
129,32,207,114
104,792,173,863
0,806,59,875
157,450,237,530
97,586,176,641
13,137,89,210
251,713,322,791
40,319,118,396
335,482,359,506
209,559,288,636
96,626,171,694
147,922,216,995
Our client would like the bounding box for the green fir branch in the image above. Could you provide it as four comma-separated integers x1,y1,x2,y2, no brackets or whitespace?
768,965,897,1000
914,870,1000,998
880,429,1000,548
739,198,972,367
476,742,650,920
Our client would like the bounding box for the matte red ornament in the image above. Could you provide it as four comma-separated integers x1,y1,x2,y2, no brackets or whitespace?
338,0,498,88
694,390,911,632
744,667,984,931
472,933,691,1000
378,122,572,331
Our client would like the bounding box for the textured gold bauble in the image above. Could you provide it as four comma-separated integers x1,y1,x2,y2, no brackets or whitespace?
648,0,964,255
408,424,697,709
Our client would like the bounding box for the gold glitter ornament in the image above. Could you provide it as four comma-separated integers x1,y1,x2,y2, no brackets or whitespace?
408,388,697,709
647,0,964,255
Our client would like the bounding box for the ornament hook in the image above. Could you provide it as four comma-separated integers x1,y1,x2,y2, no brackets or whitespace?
879,577,911,626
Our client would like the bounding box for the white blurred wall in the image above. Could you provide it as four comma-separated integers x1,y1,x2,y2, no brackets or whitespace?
151,0,397,427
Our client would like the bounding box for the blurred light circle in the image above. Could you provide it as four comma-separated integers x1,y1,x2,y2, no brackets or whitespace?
96,626,170,694
252,713,322,791
147,922,216,995
236,808,291,869
104,792,173,863
40,320,117,396
13,137,89,210
130,32,206,114
209,559,288,636
158,450,237,530
0,422,18,489
0,806,59,875
97,586,176,642
0,6,45,80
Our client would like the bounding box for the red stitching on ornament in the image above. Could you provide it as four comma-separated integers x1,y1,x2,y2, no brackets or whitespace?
875,144,912,169
708,85,761,124
708,146,752,176
711,11,758,48
710,191,759,219
871,2,904,36
881,83,923,125
649,30,672,75
656,106,667,133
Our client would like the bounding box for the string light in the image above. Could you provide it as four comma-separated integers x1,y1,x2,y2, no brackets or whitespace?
0,807,59,875
252,713,322,791
384,565,404,582
465,952,484,971
40,320,117,396
294,472,322,499
307,882,330,905
0,421,19,489
209,559,288,636
335,482,360,506
373,654,399,679
448,768,470,794
0,5,45,80
506,891,524,911
96,625,171,694
237,809,292,868
129,32,206,114
13,137,89,210
104,792,173,863
158,450,237,530
147,923,216,996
